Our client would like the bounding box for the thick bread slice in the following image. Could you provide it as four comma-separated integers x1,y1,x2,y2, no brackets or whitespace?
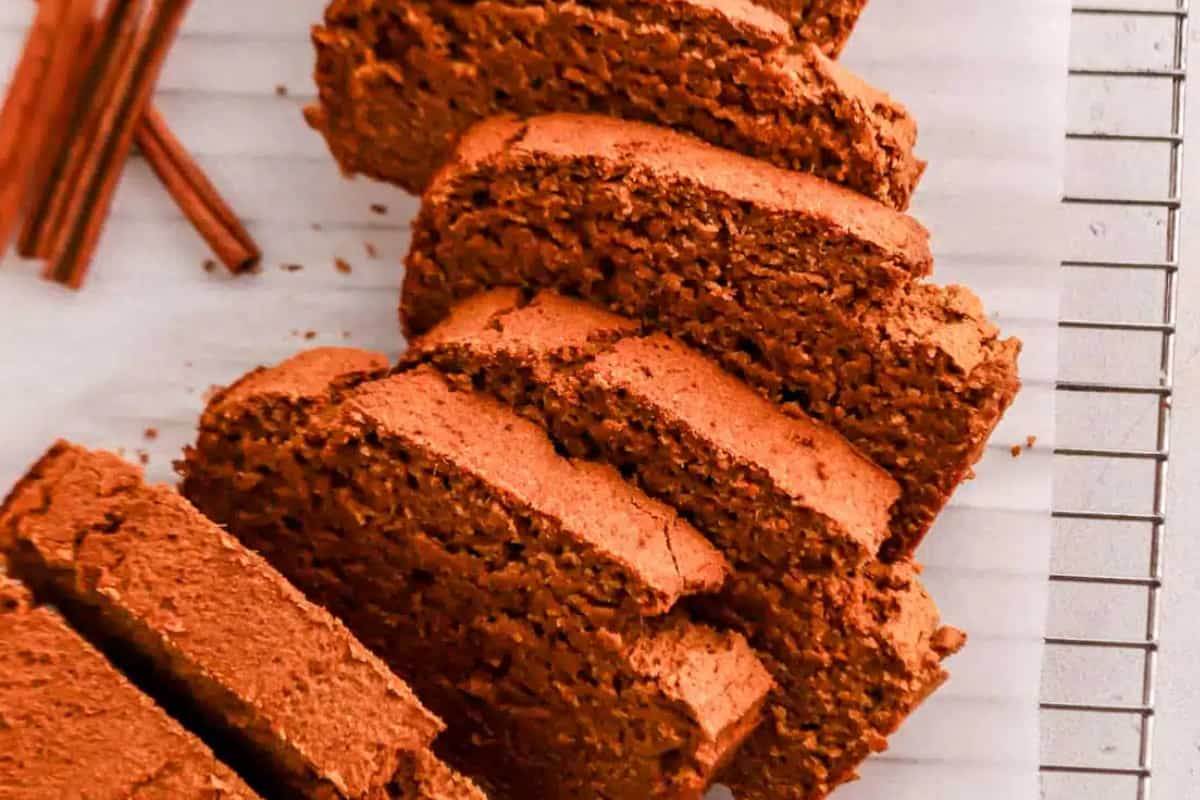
180,350,773,800
406,290,966,799
402,115,1020,555
0,577,260,800
407,288,899,570
1,442,483,800
307,0,920,207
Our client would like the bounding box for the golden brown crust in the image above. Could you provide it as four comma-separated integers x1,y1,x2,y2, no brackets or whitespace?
307,0,919,207
441,114,928,254
0,578,260,800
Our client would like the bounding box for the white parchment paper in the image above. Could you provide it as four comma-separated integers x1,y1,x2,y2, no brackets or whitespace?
0,2,1068,797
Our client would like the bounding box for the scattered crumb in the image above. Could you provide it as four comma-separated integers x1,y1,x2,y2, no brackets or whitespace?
369,203,388,215
1010,444,1022,458
116,447,127,458
310,222,323,231
335,257,353,275
280,262,304,272
183,360,193,368
364,242,378,259
290,329,299,337
203,259,218,273
143,427,158,441
341,330,352,339
137,450,150,465
304,330,317,340
274,84,288,97
1026,435,1038,448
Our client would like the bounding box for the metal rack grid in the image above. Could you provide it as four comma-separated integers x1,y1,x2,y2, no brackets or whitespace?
1043,2,1187,798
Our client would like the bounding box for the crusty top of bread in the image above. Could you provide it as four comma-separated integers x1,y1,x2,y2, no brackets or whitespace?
344,367,731,610
439,113,931,268
411,289,900,558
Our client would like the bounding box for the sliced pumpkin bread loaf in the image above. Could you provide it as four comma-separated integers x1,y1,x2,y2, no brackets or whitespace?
401,114,1021,556
308,0,920,207
405,290,966,798
0,442,484,800
0,577,260,800
179,350,773,800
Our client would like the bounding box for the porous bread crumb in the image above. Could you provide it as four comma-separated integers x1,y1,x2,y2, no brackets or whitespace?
307,0,918,206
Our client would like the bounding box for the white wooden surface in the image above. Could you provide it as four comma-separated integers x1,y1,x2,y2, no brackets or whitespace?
0,2,1070,798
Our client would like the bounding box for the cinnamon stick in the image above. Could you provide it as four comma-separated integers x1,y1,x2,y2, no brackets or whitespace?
46,0,192,287
24,0,143,261
0,0,93,257
10,0,96,252
135,106,261,273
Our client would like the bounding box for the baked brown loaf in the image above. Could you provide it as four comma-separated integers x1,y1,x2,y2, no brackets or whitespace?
307,0,920,207
179,349,773,800
0,577,260,800
406,290,965,798
0,442,483,800
402,113,1021,556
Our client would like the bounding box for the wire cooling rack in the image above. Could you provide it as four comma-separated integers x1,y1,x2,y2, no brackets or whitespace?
1042,2,1186,798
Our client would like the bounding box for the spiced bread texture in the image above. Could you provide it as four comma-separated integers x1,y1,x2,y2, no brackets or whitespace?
179,350,773,800
780,0,868,55
0,442,483,800
407,289,898,570
0,577,259,800
307,0,919,207
406,290,966,798
401,114,1020,556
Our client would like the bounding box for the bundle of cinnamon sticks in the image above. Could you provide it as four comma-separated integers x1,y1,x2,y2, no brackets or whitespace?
0,0,260,288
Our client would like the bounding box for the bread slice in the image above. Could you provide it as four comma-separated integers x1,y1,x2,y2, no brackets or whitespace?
0,577,260,800
180,350,774,799
406,290,966,798
1,442,484,800
307,0,921,207
402,114,1020,556
408,289,899,570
